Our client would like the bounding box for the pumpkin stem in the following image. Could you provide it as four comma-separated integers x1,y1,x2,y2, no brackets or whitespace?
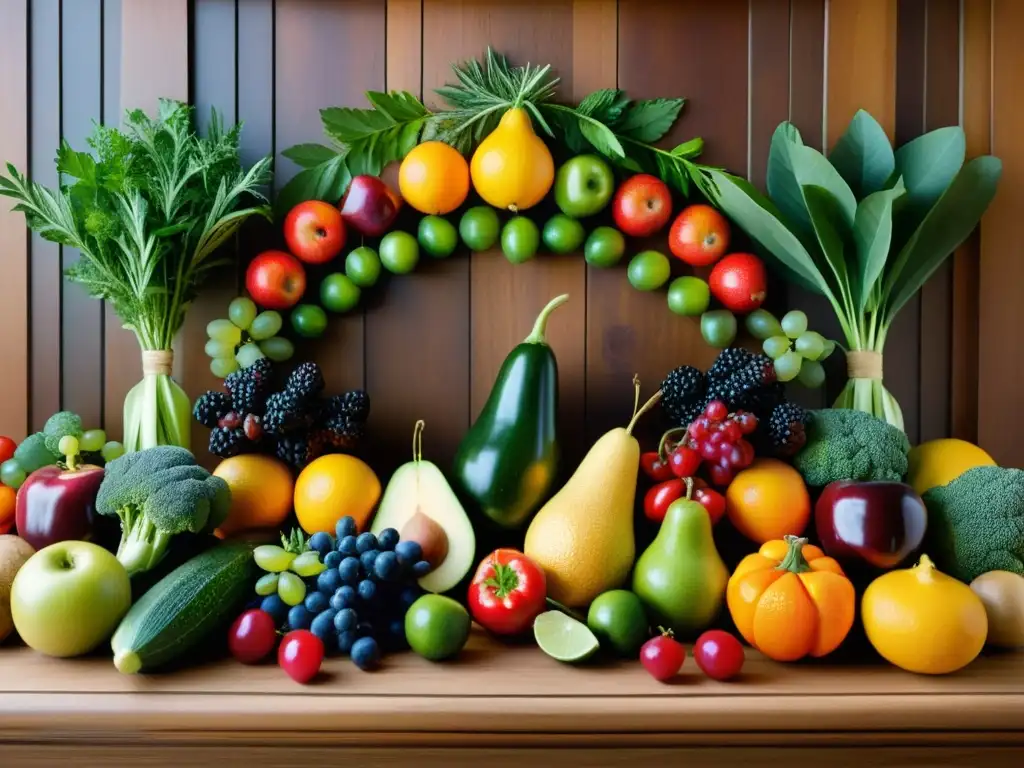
775,535,813,574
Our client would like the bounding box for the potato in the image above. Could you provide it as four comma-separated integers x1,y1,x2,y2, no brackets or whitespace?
0,535,36,642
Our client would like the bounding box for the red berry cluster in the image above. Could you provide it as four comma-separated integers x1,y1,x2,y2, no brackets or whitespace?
687,400,758,487
218,410,264,442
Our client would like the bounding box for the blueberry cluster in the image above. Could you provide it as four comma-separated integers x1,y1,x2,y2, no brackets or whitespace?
257,516,432,672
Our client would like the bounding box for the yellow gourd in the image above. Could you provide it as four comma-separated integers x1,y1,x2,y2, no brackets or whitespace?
470,107,554,211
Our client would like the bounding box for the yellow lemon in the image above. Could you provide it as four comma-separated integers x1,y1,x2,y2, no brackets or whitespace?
907,438,995,496
294,454,381,535
470,107,554,211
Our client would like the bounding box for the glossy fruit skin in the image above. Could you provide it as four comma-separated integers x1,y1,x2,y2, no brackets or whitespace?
584,226,626,267
246,251,307,311
379,231,420,274
228,609,278,664
405,594,472,661
345,246,382,288
667,276,710,316
213,455,294,537
969,570,1024,649
418,215,459,258
320,273,361,313
15,463,105,551
278,629,324,683
694,488,726,526
668,446,701,478
612,174,673,237
283,201,346,265
0,485,15,534
700,309,737,348
727,535,854,662
470,108,554,211
294,454,382,535
542,214,585,254
459,206,501,252
290,304,328,339
339,175,402,237
669,204,731,266
862,555,987,674
501,217,540,264
553,154,615,218
709,253,767,312
643,479,685,524
587,589,649,657
814,480,927,573
640,633,686,681
640,452,674,483
627,250,671,291
468,548,547,635
0,436,15,464
693,630,745,681
725,458,811,544
452,297,564,530
399,141,470,215
906,438,995,497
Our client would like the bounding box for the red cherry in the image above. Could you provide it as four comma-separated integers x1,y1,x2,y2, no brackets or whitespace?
668,445,702,478
735,411,759,434
699,441,719,461
708,463,734,487
640,451,675,482
695,488,727,525
737,439,756,467
693,630,745,681
640,630,686,682
704,400,728,422
722,422,742,443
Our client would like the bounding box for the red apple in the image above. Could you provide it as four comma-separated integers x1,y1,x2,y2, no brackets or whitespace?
611,174,672,237
339,175,402,237
246,250,307,310
15,463,105,551
708,253,767,312
669,204,731,266
283,201,346,265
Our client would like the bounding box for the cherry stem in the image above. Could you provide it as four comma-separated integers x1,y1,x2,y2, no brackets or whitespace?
657,427,688,459
626,377,663,435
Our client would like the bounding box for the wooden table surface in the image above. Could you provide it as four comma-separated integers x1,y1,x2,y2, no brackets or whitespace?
1,629,1023,766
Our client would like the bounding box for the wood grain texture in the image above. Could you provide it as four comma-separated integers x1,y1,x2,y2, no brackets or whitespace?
0,0,29,440
979,0,1024,465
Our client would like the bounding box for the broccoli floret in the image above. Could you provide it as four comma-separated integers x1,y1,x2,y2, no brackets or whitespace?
792,408,910,487
923,465,1024,583
42,411,83,455
96,445,231,576
13,432,60,472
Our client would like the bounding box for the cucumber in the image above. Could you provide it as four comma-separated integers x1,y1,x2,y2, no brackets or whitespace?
111,541,256,674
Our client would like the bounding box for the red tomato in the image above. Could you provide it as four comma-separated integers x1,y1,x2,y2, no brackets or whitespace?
643,479,685,524
0,437,16,464
693,630,745,681
694,487,726,525
0,485,15,535
640,631,686,681
228,609,278,664
668,204,731,266
708,253,767,313
668,445,701,478
640,451,674,483
278,630,324,684
468,549,547,635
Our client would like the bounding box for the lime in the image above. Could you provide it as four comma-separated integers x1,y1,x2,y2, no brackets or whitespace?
379,231,420,274
320,273,361,313
627,250,671,290
584,226,626,267
345,246,382,288
587,590,649,657
666,276,710,316
501,216,540,264
542,214,585,254
460,206,500,252
290,304,328,339
700,309,737,348
405,594,471,661
418,215,459,258
533,610,600,663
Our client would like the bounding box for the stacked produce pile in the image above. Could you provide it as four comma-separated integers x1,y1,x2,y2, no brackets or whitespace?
0,48,1020,689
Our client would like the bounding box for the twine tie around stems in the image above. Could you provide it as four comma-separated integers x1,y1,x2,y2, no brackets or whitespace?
141,350,174,377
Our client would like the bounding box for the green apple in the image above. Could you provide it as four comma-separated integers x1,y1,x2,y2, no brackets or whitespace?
554,154,615,218
11,541,131,657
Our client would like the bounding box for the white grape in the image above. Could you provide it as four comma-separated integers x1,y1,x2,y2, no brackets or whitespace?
249,311,283,341
228,296,258,330
207,318,242,345
235,342,266,369
795,331,826,361
745,309,784,341
774,350,803,382
260,336,294,362
210,357,239,378
797,359,826,388
80,429,107,453
781,310,808,339
820,339,836,360
763,335,791,360
205,338,234,359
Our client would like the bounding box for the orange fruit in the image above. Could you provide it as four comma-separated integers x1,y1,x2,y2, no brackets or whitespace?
399,141,470,215
0,485,15,535
294,454,381,535
213,455,294,537
725,458,810,544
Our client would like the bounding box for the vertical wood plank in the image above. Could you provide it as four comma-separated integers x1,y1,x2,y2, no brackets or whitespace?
107,0,188,441
60,0,105,429
29,0,62,433
953,0,991,444
978,0,1024,464
0,0,30,439
749,0,791,188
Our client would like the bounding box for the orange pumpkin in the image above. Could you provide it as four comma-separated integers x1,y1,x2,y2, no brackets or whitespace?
727,535,855,662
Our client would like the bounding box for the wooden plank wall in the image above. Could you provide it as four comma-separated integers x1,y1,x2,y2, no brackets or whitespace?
0,0,1018,467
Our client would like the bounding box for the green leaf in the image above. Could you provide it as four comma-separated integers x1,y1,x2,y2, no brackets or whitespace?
579,119,625,158
790,143,857,229
828,109,895,198
852,179,905,313
893,126,966,217
767,123,814,235
883,155,1002,321
57,140,97,184
614,98,684,143
800,184,849,300
576,89,630,124
273,154,352,218
320,106,396,146
671,137,704,158
281,143,339,169
365,90,430,123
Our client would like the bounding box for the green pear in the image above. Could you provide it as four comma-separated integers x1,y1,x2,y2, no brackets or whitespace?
632,489,728,638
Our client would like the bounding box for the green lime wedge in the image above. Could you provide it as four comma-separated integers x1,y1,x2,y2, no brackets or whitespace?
533,610,600,663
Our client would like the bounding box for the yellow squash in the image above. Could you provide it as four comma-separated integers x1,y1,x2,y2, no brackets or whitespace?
470,107,554,212
906,438,995,496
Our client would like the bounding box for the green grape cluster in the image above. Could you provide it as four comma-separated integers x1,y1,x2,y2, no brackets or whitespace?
254,544,328,607
205,297,295,379
746,309,835,386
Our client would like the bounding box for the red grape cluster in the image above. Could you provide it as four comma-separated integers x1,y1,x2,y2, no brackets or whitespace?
686,400,758,487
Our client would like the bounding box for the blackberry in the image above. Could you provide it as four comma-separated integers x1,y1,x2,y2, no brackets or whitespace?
276,432,327,470
707,347,757,381
285,362,325,402
340,390,370,422
263,391,311,436
323,414,365,452
193,391,232,428
209,426,248,458
768,401,810,457
225,358,274,414
659,366,706,426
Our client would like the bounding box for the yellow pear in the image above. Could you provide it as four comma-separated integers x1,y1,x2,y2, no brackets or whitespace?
470,107,554,211
524,378,661,607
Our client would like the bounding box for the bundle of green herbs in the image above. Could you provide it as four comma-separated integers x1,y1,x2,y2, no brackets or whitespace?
0,98,272,452
703,110,1001,431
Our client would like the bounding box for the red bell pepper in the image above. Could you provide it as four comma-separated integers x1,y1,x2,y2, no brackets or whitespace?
468,548,547,636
